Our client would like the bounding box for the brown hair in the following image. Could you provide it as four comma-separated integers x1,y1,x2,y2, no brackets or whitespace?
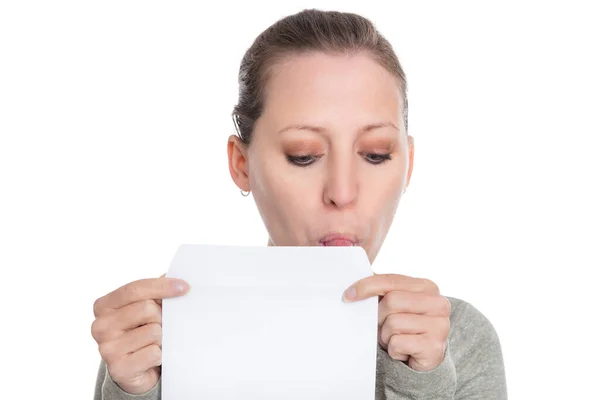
232,8,408,144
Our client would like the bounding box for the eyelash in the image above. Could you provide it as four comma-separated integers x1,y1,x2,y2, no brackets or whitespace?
286,153,392,167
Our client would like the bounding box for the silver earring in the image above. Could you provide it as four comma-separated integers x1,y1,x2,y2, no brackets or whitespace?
241,190,250,197
403,188,407,194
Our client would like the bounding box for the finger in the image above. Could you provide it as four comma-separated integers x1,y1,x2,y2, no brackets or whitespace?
385,348,409,362
344,274,439,302
94,277,189,316
380,314,446,346
99,323,162,365
386,333,427,361
107,344,162,383
378,292,451,324
92,300,162,343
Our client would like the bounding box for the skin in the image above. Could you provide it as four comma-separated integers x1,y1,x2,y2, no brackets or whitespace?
91,275,190,394
91,51,450,395
229,52,411,263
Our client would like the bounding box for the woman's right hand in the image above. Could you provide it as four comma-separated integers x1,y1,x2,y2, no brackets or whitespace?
91,276,190,394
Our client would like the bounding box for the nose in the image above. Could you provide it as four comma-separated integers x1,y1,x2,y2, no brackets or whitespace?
323,154,358,208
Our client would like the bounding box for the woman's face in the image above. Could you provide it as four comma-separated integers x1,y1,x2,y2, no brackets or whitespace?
228,52,414,263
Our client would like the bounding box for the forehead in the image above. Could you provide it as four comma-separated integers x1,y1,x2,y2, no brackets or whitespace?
260,52,403,128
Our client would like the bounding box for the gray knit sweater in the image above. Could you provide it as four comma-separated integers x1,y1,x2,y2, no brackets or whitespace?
93,296,507,399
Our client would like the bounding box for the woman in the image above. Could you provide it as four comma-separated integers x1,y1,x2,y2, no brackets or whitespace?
91,9,507,400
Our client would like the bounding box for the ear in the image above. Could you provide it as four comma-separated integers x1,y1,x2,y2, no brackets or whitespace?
405,135,415,189
227,135,251,192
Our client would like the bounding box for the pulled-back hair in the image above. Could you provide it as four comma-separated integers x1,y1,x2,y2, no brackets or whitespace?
232,8,408,144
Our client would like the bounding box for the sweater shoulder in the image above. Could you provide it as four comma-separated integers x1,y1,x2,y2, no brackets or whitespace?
446,296,503,363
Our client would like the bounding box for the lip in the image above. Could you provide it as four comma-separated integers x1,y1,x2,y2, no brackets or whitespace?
318,233,359,246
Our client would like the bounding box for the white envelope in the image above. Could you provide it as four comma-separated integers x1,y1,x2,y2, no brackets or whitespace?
162,244,378,400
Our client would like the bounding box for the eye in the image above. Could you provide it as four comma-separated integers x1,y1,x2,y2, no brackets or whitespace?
286,154,321,166
363,153,392,165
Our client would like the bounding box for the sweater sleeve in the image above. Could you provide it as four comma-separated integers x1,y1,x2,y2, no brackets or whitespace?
375,299,507,400
451,301,507,400
375,340,457,399
93,359,161,400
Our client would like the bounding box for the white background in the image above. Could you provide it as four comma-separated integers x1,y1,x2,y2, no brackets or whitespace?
1,1,598,399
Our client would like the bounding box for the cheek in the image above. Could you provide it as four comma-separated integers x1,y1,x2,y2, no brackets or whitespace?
363,169,404,227
249,161,317,228
252,162,304,202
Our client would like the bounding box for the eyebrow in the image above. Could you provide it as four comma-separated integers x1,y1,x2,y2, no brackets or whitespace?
277,121,400,135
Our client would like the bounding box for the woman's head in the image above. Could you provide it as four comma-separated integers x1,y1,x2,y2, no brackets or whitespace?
228,9,414,263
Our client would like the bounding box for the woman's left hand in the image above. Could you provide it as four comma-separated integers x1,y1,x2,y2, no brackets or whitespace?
343,274,451,372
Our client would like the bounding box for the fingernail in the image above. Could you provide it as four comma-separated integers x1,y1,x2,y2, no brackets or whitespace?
173,280,189,294
343,286,357,302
